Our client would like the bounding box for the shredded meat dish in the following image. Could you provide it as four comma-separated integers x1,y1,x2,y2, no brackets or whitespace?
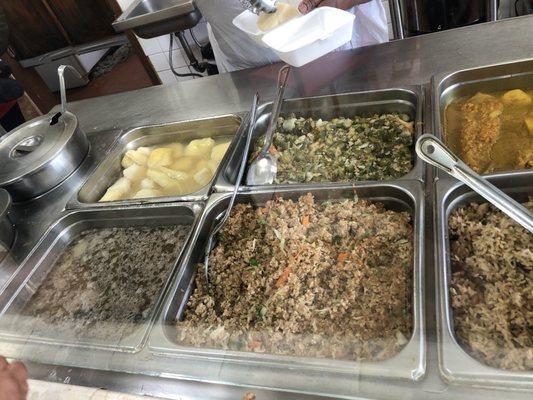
449,200,533,371
176,194,413,362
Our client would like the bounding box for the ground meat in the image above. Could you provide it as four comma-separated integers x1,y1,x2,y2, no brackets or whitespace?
449,199,533,371
176,194,413,362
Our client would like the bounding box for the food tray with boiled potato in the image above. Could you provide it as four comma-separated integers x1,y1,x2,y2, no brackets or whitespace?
69,115,243,208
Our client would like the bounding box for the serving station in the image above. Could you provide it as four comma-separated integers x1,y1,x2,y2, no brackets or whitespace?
0,14,532,400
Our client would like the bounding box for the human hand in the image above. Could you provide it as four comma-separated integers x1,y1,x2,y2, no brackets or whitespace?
0,356,28,400
298,1,366,14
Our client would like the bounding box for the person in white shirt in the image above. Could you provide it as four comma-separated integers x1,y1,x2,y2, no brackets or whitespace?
195,0,389,73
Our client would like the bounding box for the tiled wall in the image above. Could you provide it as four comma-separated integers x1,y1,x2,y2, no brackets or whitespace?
117,0,396,85
116,0,208,84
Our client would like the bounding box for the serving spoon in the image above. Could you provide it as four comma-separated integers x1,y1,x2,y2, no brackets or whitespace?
203,92,260,290
246,65,291,186
416,134,533,233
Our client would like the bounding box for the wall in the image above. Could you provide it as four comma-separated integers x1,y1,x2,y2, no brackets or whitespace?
116,0,208,84
116,0,397,86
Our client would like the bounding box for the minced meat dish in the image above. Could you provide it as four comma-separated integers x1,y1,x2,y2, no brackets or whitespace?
250,113,414,184
449,200,533,371
177,194,413,361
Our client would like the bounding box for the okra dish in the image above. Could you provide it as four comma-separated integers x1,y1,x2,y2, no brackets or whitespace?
250,113,414,184
176,194,414,361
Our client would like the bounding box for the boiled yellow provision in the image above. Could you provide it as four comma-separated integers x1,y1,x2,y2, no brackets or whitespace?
147,147,174,168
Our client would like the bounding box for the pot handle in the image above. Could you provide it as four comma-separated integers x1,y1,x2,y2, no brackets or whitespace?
58,65,83,115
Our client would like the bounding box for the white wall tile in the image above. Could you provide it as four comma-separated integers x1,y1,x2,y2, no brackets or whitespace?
138,37,162,56
148,53,170,71
157,35,174,53
169,49,189,68
158,69,178,85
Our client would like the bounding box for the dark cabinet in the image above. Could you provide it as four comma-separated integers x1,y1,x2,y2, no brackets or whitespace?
1,0,69,59
45,0,116,45
1,0,118,60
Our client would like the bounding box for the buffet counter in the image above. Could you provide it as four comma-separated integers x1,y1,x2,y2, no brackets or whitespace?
0,14,532,400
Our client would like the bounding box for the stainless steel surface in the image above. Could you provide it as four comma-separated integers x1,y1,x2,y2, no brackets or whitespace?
34,57,90,92
246,66,290,185
0,111,89,202
0,17,533,400
0,190,14,262
113,0,201,39
0,202,201,352
432,58,533,179
434,172,533,389
488,0,498,21
227,87,424,193
151,182,425,382
204,93,259,287
20,36,128,68
416,135,533,232
389,0,404,39
71,115,243,208
250,0,277,14
58,65,82,115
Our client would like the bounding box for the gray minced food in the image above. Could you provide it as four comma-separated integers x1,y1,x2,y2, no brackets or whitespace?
16,225,190,343
449,199,533,371
177,194,414,362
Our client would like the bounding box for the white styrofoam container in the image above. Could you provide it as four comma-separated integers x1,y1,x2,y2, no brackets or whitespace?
262,7,355,67
232,0,302,47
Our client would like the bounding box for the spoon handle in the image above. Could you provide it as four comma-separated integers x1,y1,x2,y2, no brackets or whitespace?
416,134,533,233
260,65,291,155
204,92,260,286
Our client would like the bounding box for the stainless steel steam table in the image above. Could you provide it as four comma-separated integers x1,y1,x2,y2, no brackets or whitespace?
0,14,532,400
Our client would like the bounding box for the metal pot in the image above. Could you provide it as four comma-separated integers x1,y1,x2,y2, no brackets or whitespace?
0,66,89,201
0,189,14,261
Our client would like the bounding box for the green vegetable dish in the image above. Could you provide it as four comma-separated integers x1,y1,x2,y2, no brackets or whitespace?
251,113,414,184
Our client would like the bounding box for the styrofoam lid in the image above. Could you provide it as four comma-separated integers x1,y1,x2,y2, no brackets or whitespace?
262,7,355,53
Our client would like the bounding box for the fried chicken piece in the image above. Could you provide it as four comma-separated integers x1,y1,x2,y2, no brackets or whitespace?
461,93,503,173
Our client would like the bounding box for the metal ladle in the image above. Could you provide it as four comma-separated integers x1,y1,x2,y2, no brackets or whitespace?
416,134,533,233
246,65,291,186
203,92,260,289
249,0,277,14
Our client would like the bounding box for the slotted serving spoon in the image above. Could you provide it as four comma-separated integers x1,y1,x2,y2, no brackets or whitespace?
246,65,291,186
203,92,260,289
416,134,533,233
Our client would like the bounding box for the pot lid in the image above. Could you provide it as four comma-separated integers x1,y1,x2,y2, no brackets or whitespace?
0,111,78,185
0,189,10,217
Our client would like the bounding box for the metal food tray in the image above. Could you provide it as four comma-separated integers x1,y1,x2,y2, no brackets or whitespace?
0,202,203,353
216,87,425,193
432,58,533,178
150,182,425,381
435,172,533,389
68,115,244,208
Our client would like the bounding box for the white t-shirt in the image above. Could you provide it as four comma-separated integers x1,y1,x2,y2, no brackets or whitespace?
195,0,389,73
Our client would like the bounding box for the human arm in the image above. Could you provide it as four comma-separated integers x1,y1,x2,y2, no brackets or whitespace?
0,356,28,400
298,0,371,14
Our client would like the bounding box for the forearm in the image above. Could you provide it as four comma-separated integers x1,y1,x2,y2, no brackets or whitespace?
323,0,371,9
299,0,371,14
